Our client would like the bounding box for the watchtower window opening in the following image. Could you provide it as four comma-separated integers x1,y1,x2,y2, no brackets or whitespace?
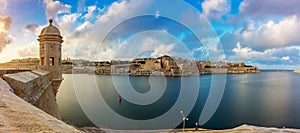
49,57,54,66
41,57,45,65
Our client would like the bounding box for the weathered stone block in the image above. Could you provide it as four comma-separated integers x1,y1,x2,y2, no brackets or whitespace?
3,72,40,101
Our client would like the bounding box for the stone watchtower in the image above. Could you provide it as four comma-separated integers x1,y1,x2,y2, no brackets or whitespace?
38,19,63,95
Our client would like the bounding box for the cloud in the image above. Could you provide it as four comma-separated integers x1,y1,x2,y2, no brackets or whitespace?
95,0,148,24
22,24,42,35
230,42,300,66
0,0,7,12
0,14,13,53
62,0,152,60
222,15,300,49
239,0,300,19
84,5,96,19
17,41,39,57
0,14,11,31
103,34,176,60
35,0,221,62
43,0,71,20
201,0,231,20
140,37,174,57
281,56,290,61
58,13,80,35
25,24,40,32
75,21,91,32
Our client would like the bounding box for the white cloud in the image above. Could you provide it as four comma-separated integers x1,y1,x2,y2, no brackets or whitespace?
0,14,13,53
96,0,130,23
66,0,152,60
0,0,8,12
31,0,216,62
201,0,230,19
194,47,203,51
230,42,300,65
281,56,290,61
75,21,91,32
140,37,174,57
238,0,300,19
246,16,300,48
17,41,39,57
22,24,42,36
222,15,300,49
151,44,174,57
231,42,263,60
84,5,96,20
95,0,147,24
43,0,71,20
58,13,79,35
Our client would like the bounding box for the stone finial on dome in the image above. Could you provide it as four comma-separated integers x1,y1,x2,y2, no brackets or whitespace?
49,19,53,26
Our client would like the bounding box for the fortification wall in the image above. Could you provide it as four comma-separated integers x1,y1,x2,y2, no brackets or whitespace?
33,84,61,119
0,78,81,132
2,70,61,119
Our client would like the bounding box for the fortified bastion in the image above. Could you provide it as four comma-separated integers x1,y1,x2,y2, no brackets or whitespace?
1,19,63,119
0,19,82,132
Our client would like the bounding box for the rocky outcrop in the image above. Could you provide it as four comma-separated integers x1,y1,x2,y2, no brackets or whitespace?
0,78,81,132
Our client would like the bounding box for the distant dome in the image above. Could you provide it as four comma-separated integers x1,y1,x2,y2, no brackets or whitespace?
40,19,61,36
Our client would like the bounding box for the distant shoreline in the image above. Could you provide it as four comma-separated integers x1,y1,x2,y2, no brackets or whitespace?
260,69,294,72
0,56,261,76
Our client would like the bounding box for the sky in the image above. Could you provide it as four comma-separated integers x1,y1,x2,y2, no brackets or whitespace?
0,0,299,70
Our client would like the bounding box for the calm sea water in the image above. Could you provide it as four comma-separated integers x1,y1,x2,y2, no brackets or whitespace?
57,71,300,129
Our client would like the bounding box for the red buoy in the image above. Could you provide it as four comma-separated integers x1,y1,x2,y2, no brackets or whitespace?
118,95,122,102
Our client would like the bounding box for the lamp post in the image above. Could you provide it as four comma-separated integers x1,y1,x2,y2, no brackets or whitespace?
180,111,188,132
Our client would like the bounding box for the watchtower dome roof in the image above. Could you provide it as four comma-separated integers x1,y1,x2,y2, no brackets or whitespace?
40,19,61,36
38,19,63,43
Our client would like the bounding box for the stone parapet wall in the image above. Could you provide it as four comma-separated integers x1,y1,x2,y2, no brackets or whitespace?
3,71,40,101
0,78,81,132
2,70,61,119
3,71,50,103
0,69,30,78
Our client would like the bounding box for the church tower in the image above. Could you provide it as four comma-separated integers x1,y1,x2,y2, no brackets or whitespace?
38,19,63,95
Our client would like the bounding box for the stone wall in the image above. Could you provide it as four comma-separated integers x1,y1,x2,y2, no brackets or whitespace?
2,70,61,119
33,84,61,119
3,71,41,101
0,78,81,132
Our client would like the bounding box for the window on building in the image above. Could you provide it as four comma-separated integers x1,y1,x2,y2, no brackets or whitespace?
49,57,54,66
59,58,61,65
41,57,45,65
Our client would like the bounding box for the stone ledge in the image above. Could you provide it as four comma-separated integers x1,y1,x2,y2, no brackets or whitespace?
0,78,81,133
